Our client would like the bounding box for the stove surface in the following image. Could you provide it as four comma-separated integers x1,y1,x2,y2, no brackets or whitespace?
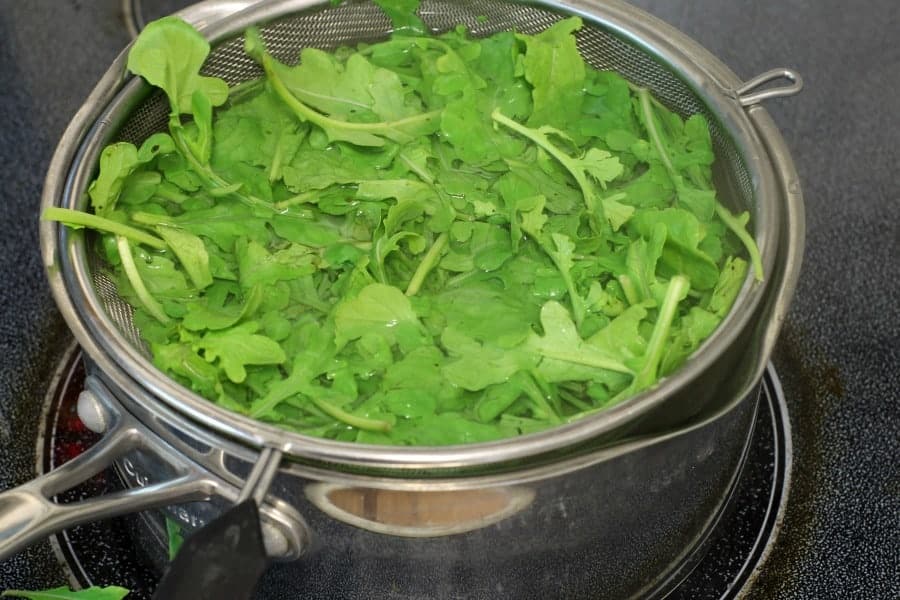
1,0,898,598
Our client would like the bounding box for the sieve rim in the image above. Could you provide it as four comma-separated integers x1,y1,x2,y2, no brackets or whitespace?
42,0,799,471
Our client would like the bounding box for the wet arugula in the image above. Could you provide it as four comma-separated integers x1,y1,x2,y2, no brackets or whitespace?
44,2,761,445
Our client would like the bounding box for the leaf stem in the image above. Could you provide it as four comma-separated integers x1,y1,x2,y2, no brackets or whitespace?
537,346,633,375
491,109,597,212
257,49,440,145
715,203,764,281
405,232,448,296
116,236,170,324
42,207,167,249
630,274,689,391
532,235,586,329
637,87,764,281
637,88,676,176
169,118,273,211
312,398,392,432
521,372,561,423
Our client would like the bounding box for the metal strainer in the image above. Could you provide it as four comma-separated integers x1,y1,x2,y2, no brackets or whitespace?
42,0,804,468
8,0,806,596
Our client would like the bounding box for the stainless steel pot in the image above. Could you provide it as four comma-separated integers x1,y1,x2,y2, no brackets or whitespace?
0,0,804,597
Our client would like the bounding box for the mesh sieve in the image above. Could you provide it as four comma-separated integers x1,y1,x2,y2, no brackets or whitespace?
48,0,792,467
99,0,758,355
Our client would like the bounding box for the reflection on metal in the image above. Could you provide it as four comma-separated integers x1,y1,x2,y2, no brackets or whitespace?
306,484,535,537
122,0,145,40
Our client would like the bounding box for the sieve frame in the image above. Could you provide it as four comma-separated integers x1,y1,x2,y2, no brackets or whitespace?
42,0,801,472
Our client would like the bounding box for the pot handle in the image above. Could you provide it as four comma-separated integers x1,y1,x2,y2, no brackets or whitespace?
0,382,222,562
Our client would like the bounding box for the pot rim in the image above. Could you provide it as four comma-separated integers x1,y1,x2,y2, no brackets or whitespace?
41,0,802,470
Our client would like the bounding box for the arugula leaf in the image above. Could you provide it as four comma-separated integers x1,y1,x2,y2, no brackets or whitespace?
245,28,440,147
126,16,228,114
519,17,586,130
440,328,535,392
374,0,427,34
88,143,139,216
155,225,213,289
334,283,421,348
195,321,286,383
707,256,749,318
526,301,632,379
492,110,624,222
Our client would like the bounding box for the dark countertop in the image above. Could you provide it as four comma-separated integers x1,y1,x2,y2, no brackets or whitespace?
1,0,897,597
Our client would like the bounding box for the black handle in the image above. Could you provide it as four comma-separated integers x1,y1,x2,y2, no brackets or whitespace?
152,500,270,600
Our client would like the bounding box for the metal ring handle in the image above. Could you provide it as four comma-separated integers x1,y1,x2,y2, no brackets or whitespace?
736,68,804,106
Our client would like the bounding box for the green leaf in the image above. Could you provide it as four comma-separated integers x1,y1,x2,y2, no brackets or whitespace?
440,328,535,392
492,110,623,219
433,281,537,348
155,225,213,289
152,340,219,397
236,239,319,291
270,213,342,247
245,28,440,147
88,143,139,215
250,320,338,418
631,208,720,291
525,301,632,381
166,517,185,560
707,256,749,318
126,16,228,114
357,179,443,235
519,17,586,129
277,49,417,123
182,283,263,331
334,283,421,347
373,0,427,34
195,321,286,383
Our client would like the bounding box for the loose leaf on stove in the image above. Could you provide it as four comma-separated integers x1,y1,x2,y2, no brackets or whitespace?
166,517,185,560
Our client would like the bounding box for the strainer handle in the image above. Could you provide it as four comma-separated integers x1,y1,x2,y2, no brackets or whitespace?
736,68,804,106
0,423,216,562
0,376,308,562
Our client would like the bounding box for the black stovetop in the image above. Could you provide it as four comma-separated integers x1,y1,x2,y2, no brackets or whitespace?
1,1,898,598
